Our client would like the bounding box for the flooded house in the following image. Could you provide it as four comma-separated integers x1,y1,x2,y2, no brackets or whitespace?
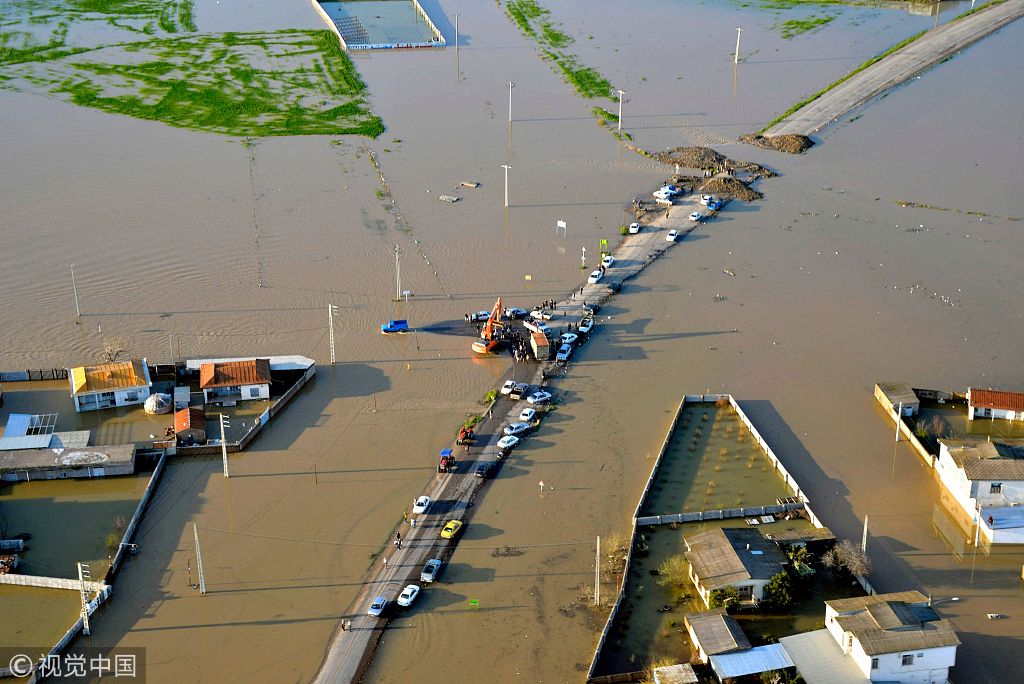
174,407,207,446
199,358,271,405
935,437,1024,544
684,527,788,608
967,387,1024,422
67,359,152,412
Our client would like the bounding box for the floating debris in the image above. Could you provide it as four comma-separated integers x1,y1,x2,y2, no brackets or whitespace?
460,181,480,188
723,268,736,277
438,195,460,203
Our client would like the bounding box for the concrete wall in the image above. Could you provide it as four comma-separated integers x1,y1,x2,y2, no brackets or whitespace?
105,451,167,582
969,406,1023,421
74,386,150,412
873,389,935,467
0,574,106,592
863,644,956,683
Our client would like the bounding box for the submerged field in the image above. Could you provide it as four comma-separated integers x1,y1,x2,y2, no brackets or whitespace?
0,0,382,136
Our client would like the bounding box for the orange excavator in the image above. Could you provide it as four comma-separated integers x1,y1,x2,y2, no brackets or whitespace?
471,297,504,354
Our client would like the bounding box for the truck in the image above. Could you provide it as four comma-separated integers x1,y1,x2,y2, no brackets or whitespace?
530,332,550,361
381,320,409,334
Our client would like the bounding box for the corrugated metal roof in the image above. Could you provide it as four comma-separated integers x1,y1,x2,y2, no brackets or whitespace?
684,527,787,589
685,610,751,655
710,644,794,679
779,630,868,684
200,359,271,389
969,387,1024,412
68,359,150,395
186,355,314,371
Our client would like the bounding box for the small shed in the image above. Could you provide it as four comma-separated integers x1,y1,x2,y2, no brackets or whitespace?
175,408,207,446
652,663,698,684
874,382,919,417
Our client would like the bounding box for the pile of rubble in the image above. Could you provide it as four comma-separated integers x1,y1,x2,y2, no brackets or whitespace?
740,133,814,155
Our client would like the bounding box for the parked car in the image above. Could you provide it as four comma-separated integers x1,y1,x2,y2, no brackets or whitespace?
505,307,529,320
577,317,594,334
606,281,622,293
397,584,421,607
368,596,388,617
688,212,704,222
509,382,529,400
500,379,517,395
583,304,601,315
496,435,520,451
655,197,673,206
420,559,442,583
559,332,579,345
440,519,463,539
601,255,615,268
475,462,493,478
519,407,537,422
707,199,723,211
524,320,550,335
504,422,531,436
628,222,641,234
527,390,553,405
587,269,604,284
555,344,573,362
412,495,431,514
666,230,679,242
652,188,672,199
381,319,409,334
469,310,490,322
664,185,682,196
700,194,715,206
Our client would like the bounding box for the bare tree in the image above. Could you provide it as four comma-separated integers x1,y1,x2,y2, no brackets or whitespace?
99,335,133,363
822,539,871,577
656,553,690,589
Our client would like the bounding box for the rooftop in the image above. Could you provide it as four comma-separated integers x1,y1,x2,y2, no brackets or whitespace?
685,609,751,655
69,359,150,395
876,382,920,407
710,643,794,679
684,527,787,590
766,526,836,545
174,407,206,433
968,387,1024,412
652,663,698,684
0,443,136,474
200,358,271,389
826,592,960,656
779,630,868,684
940,438,1024,480
980,505,1024,530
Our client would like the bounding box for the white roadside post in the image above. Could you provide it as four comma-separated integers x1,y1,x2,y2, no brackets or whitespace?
734,27,743,64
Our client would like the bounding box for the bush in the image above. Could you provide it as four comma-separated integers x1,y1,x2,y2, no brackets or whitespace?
655,554,690,589
762,572,794,609
710,586,739,609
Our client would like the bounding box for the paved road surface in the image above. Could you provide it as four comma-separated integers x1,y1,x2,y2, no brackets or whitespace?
765,0,1024,137
311,182,721,684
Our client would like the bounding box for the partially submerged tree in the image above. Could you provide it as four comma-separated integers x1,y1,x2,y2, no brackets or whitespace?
656,553,690,589
761,572,794,609
710,586,740,610
99,335,133,363
822,540,871,577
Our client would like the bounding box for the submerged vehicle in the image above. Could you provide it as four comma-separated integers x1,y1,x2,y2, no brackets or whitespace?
381,319,409,334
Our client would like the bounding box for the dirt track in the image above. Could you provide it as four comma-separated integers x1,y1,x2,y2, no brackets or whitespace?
764,0,1024,137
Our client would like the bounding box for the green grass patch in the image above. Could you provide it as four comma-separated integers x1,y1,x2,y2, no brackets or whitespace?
779,14,834,39
591,105,617,121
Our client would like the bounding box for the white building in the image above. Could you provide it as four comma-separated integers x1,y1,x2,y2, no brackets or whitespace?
935,438,1024,544
824,592,959,683
684,527,788,607
199,358,271,404
967,387,1024,421
67,358,152,412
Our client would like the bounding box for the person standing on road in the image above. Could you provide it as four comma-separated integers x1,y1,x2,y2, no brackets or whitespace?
383,557,388,568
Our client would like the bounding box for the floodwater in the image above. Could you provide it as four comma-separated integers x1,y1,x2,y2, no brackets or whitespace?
0,0,1022,683
0,585,82,651
638,402,794,516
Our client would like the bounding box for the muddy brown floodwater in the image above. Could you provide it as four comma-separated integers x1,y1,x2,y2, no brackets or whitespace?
0,0,1021,682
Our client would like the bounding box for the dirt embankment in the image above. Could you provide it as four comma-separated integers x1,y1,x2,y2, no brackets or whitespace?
740,133,814,155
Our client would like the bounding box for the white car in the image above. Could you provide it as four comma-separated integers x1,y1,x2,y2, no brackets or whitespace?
496,435,520,450
628,222,640,234
652,188,672,199
420,559,442,583
519,407,537,422
469,310,490,322
527,390,553,405
689,212,704,222
397,584,421,607
500,379,517,395
601,255,615,268
700,194,714,205
560,332,579,345
368,596,388,617
666,230,679,242
555,344,573,362
524,320,550,335
577,317,594,334
587,269,604,284
412,495,431,514
530,308,556,321
504,422,531,436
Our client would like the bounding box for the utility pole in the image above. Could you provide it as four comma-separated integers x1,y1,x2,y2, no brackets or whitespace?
220,413,231,478
508,81,515,123
581,245,587,269
454,13,459,49
328,304,339,364
734,27,743,65
892,401,902,479
594,536,601,606
78,562,92,635
71,263,81,320
193,523,207,594
394,244,402,301
501,164,510,208
617,90,625,132
861,514,869,555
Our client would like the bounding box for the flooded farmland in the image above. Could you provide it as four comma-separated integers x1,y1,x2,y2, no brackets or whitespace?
1,0,1022,683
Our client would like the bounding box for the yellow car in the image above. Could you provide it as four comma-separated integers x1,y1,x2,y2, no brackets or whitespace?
440,519,463,539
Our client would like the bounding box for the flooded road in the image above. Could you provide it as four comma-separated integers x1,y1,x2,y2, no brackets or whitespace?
0,0,1022,682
